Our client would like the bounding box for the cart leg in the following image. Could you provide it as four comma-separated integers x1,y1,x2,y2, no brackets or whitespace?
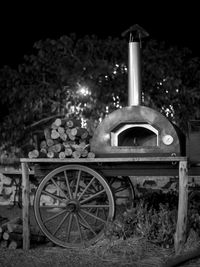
174,160,188,254
22,162,30,250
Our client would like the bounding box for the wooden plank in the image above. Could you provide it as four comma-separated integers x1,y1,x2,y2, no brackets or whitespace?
20,156,187,163
174,160,188,254
0,168,34,175
21,162,30,250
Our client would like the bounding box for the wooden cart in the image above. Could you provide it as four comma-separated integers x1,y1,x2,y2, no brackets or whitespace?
21,156,188,254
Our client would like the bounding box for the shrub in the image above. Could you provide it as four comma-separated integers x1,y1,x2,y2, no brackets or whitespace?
105,192,178,248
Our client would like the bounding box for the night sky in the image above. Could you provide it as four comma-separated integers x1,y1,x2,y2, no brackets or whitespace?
0,1,199,68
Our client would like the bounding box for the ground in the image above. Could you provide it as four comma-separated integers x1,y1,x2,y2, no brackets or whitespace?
1,205,200,267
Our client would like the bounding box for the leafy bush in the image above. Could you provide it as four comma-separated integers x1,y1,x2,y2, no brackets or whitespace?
106,191,200,248
105,192,179,248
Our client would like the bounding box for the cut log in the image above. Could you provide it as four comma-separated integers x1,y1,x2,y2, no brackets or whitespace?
64,148,73,157
0,240,8,248
8,240,22,249
70,128,78,136
27,117,93,159
7,219,23,233
40,140,47,149
65,120,74,128
63,141,70,148
7,224,23,234
51,122,58,130
81,130,89,140
71,144,82,151
54,118,62,127
7,217,22,227
0,217,22,234
44,128,51,140
40,147,47,153
72,150,82,159
51,143,63,153
59,133,67,141
3,232,22,241
87,152,95,158
66,128,71,135
47,151,55,158
51,129,60,139
46,138,54,147
28,149,39,159
2,231,9,240
58,152,66,159
81,149,88,157
57,126,65,135
68,133,76,141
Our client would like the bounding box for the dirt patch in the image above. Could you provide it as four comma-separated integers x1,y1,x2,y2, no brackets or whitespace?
0,239,168,267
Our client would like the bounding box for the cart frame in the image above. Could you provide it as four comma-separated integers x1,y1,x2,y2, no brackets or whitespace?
21,156,188,254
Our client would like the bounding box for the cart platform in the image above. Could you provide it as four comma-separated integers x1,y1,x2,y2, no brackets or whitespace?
20,156,188,254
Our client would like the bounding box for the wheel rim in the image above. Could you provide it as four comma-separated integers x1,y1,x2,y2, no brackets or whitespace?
34,165,115,248
107,176,135,210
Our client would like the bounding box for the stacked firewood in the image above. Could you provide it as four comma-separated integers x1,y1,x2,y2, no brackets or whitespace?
28,118,95,159
0,216,47,249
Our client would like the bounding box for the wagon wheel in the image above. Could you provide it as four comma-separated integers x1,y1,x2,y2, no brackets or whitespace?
34,165,115,248
107,176,135,213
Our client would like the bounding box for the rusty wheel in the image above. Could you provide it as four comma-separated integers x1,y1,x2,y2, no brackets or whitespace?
34,165,115,248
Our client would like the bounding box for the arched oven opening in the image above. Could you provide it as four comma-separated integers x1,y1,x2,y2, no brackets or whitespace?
111,124,158,147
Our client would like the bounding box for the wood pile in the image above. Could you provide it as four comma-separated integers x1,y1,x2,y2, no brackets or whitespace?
28,118,95,159
0,216,47,249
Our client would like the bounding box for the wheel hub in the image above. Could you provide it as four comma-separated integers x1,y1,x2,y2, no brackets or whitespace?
66,200,79,212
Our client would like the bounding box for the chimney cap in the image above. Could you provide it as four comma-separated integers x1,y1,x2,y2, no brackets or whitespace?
122,24,149,41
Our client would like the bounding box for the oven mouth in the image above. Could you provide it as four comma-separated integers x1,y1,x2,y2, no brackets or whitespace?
111,123,159,147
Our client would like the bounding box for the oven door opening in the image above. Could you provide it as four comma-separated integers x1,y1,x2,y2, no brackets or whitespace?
111,124,159,147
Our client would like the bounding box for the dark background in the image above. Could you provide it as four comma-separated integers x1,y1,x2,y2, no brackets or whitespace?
0,1,199,68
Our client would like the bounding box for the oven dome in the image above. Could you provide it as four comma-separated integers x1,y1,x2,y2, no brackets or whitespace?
90,105,182,157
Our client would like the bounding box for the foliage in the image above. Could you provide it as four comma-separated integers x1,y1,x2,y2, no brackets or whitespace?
105,191,200,248
105,192,178,248
0,34,200,152
142,41,200,131
188,191,200,236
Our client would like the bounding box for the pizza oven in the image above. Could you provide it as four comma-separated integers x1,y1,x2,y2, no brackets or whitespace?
90,25,185,158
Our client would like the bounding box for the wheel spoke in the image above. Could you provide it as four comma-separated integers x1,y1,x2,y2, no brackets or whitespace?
66,213,73,242
114,186,129,193
79,207,93,221
81,209,107,224
74,213,83,244
53,211,70,235
94,208,99,225
41,190,66,203
78,176,96,201
50,178,69,200
110,177,115,184
64,170,73,199
74,170,81,198
103,207,107,219
80,189,106,204
78,212,97,236
43,209,67,224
